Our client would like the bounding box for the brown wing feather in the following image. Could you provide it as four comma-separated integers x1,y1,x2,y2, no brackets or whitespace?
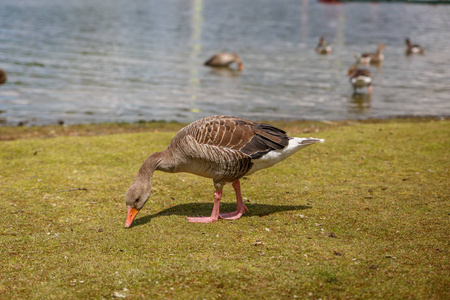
241,123,290,159
204,54,232,67
204,55,218,66
354,69,371,77
187,116,290,159
190,116,254,148
167,116,291,184
360,69,371,77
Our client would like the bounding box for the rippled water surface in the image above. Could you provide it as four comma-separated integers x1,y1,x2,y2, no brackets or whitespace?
0,0,449,126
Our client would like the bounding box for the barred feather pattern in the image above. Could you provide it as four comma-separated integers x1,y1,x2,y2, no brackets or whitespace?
166,116,290,187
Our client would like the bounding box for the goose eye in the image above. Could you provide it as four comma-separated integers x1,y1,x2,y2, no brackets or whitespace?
134,198,139,205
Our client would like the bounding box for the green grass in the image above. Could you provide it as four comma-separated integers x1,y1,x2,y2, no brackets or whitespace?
0,119,448,299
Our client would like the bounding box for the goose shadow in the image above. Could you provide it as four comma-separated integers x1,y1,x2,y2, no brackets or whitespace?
129,203,311,228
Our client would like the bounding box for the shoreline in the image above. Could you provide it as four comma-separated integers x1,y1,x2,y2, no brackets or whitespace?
0,115,447,141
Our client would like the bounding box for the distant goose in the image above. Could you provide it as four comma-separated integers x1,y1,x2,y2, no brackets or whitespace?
347,65,372,94
0,69,6,84
316,37,332,55
355,43,386,65
204,53,243,71
125,115,324,226
405,38,425,55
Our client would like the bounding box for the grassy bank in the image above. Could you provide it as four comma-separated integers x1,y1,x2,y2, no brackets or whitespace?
0,119,448,299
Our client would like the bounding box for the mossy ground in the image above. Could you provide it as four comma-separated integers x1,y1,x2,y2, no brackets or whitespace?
0,119,448,299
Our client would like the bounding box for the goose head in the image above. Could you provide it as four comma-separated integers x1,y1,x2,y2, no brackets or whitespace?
318,36,326,46
124,151,167,227
405,38,411,47
232,53,243,71
125,178,151,227
377,43,386,53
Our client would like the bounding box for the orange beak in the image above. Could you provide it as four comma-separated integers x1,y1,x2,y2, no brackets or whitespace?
125,207,139,228
238,64,243,71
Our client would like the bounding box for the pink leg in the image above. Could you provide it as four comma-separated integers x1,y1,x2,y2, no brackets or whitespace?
187,190,222,223
219,180,248,220
368,86,372,94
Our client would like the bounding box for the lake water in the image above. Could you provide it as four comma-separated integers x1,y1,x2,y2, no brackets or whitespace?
0,0,449,126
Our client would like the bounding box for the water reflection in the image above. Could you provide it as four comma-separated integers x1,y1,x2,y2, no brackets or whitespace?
348,93,371,114
188,0,203,112
370,61,383,68
208,68,242,77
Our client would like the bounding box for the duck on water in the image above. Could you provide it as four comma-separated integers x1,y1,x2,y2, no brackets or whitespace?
204,53,243,71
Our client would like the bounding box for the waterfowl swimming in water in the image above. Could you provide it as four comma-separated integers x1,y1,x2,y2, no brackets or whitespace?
355,43,386,65
405,38,425,55
204,53,243,71
316,37,332,55
347,65,372,94
0,69,6,84
125,115,324,226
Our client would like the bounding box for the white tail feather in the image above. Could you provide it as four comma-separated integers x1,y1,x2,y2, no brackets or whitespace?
300,137,325,145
